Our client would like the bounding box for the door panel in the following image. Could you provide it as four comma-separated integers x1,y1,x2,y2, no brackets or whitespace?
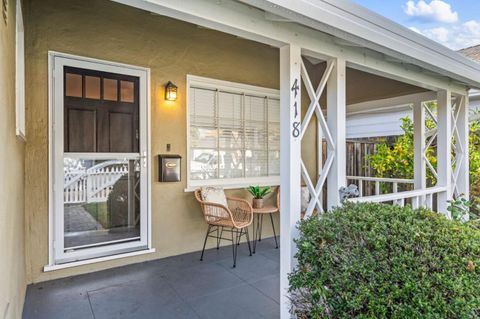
109,112,133,153
67,109,96,152
63,66,139,153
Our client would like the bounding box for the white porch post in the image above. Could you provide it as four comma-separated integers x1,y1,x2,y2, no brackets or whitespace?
317,120,323,207
279,44,302,319
327,58,347,210
436,90,453,217
455,94,470,199
413,101,426,196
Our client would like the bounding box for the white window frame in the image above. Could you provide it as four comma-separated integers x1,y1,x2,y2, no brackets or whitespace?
46,52,153,269
15,0,25,140
186,75,280,191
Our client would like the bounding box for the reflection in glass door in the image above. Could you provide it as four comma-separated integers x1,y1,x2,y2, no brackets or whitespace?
63,158,141,250
50,54,150,265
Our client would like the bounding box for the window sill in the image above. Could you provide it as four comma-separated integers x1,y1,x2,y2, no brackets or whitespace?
185,176,280,192
43,248,156,272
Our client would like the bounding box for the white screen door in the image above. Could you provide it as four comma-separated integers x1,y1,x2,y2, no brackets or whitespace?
50,53,150,264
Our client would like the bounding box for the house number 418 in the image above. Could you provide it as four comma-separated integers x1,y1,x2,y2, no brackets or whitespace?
291,78,300,138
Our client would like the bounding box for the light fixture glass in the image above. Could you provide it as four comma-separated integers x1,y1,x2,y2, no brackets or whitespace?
165,81,178,101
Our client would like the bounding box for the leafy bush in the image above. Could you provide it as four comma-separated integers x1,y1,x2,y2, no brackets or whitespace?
367,116,436,186
367,114,480,215
82,202,109,228
470,121,480,216
289,203,480,318
448,196,479,222
472,184,480,218
107,176,129,228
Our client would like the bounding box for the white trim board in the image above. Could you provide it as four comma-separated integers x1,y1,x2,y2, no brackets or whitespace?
44,248,156,272
346,91,436,115
185,177,280,192
187,74,279,97
15,0,25,140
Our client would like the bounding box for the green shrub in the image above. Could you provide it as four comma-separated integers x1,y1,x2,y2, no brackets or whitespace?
289,203,480,319
82,202,108,228
470,121,480,216
107,176,129,228
367,116,480,210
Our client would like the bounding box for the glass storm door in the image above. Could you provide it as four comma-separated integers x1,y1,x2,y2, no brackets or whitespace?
51,54,149,264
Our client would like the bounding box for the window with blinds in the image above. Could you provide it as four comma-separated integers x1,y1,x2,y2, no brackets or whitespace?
188,76,280,188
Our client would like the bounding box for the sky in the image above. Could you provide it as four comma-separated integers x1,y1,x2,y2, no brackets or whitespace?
352,0,480,50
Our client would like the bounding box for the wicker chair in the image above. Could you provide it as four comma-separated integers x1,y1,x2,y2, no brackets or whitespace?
194,189,253,267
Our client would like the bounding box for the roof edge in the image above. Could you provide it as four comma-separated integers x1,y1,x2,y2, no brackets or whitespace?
240,0,480,89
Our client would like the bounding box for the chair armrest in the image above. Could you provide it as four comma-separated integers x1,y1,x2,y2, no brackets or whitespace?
226,197,253,228
200,201,235,223
226,196,252,206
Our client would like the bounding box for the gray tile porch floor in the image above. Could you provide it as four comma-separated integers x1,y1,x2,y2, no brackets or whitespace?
23,237,280,319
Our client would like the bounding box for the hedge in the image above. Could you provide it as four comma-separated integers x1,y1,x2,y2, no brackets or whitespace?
289,203,480,319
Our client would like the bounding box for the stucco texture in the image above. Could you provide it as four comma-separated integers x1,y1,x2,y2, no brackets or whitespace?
0,0,26,317
23,0,319,283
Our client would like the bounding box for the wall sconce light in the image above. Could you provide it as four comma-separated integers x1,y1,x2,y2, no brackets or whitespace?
165,81,178,101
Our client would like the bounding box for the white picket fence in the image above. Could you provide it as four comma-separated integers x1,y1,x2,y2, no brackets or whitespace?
64,160,129,204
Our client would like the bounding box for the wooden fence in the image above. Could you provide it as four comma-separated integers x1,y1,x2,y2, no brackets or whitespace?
315,138,410,208
346,139,378,195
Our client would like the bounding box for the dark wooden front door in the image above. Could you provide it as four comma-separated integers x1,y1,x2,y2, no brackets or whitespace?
64,66,139,153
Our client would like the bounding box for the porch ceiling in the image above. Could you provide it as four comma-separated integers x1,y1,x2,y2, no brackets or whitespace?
303,58,428,107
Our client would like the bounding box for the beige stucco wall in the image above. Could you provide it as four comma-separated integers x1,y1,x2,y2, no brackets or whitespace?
0,0,26,317
23,0,318,283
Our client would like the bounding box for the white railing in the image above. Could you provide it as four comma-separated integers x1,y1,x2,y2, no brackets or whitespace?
347,176,414,197
349,186,447,210
64,160,129,204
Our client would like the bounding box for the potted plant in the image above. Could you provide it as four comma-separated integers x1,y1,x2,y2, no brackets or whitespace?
247,186,272,209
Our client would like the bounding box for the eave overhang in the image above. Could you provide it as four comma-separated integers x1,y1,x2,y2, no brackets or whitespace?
240,0,480,89
113,0,480,91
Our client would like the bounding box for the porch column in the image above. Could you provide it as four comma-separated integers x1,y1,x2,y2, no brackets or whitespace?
279,44,302,319
455,95,470,200
436,90,453,218
326,58,347,210
413,101,426,189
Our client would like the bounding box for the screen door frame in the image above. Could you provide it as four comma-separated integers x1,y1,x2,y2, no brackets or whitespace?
47,51,152,266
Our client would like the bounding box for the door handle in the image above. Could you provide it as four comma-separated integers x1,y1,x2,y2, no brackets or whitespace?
139,152,147,167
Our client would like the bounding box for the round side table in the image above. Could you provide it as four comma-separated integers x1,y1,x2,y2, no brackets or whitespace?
251,206,279,253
